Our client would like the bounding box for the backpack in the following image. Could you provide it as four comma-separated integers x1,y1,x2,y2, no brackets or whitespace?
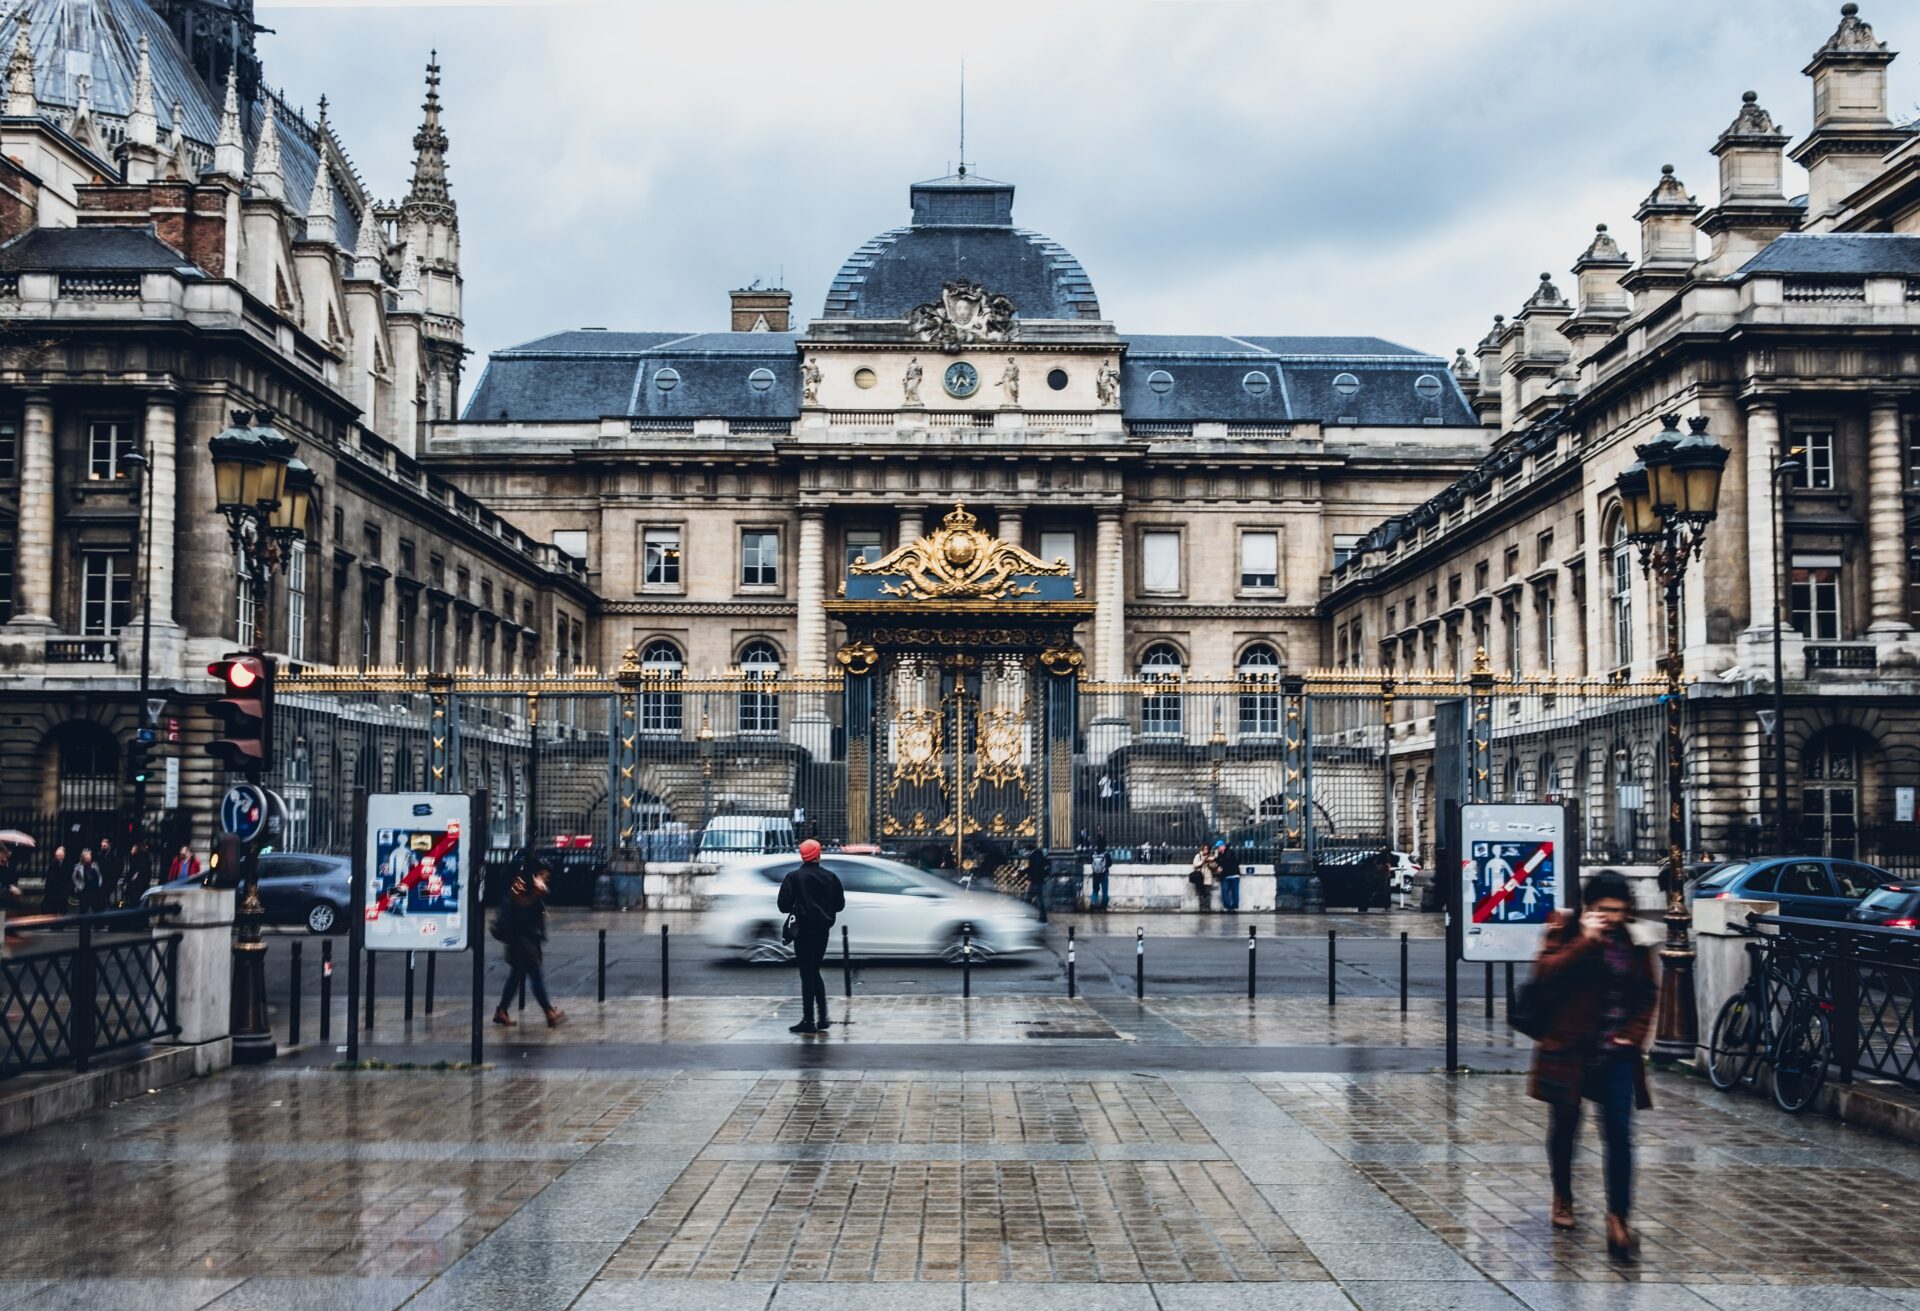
1091,852,1110,875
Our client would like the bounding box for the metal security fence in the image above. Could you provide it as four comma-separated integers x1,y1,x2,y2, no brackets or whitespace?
1751,914,1920,1094
1,909,181,1078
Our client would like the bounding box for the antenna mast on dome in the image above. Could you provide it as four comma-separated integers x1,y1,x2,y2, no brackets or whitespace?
957,60,965,178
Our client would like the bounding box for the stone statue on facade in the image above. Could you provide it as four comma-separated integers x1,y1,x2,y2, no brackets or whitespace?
997,356,1020,406
1096,358,1120,408
903,356,923,406
801,357,822,405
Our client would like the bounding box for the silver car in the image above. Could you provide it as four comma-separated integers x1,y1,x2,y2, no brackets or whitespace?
701,853,1045,961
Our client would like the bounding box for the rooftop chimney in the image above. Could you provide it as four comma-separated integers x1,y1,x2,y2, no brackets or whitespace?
730,285,791,333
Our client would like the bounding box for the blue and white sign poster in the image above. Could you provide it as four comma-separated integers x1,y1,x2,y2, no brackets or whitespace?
363,792,472,951
1460,803,1567,962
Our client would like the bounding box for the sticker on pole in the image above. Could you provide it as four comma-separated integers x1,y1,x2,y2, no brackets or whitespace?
1460,803,1567,962
363,792,472,951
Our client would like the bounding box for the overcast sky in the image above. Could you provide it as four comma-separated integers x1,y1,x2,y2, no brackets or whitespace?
254,0,1906,408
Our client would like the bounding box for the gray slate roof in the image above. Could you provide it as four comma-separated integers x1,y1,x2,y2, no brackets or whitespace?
1738,233,1920,277
1123,336,1473,426
1,0,221,143
0,224,197,272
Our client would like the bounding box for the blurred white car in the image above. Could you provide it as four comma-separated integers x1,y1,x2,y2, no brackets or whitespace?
697,816,797,858
1389,851,1422,893
701,853,1045,961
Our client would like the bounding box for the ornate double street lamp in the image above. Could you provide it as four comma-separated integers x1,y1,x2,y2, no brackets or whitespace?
207,408,315,1064
1614,413,1729,1060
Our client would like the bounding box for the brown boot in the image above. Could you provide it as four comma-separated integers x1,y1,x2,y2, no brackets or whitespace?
492,1007,515,1027
1606,1213,1637,1262
544,1007,567,1028
1551,1195,1575,1230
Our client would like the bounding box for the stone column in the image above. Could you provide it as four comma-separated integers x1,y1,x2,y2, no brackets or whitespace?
999,509,1023,548
1743,402,1781,635
1867,401,1911,634
10,393,54,627
141,395,178,628
1096,510,1125,681
897,505,923,550
797,510,826,674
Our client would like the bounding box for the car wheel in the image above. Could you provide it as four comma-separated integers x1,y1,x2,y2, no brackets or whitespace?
940,925,996,963
743,922,793,963
306,901,340,935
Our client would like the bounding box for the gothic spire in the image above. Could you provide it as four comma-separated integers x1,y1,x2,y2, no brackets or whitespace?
404,51,451,207
165,99,197,182
352,203,383,280
305,157,336,245
212,68,245,179
250,96,284,202
127,34,156,148
68,74,98,152
6,14,35,119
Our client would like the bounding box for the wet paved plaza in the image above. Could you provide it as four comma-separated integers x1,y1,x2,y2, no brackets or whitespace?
3,995,1920,1309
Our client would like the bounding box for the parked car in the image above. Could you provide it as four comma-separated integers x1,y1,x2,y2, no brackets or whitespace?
145,851,352,934
1685,856,1889,920
697,816,798,859
1848,883,1920,929
1387,851,1422,894
700,853,1043,961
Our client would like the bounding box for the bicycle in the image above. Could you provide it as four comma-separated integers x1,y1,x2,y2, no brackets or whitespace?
1706,935,1834,1114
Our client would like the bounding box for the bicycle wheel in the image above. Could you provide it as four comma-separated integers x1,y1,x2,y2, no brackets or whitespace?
1707,991,1760,1091
1771,1000,1832,1114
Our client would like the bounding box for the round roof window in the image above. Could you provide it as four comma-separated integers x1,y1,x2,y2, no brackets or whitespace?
1147,369,1174,395
853,367,877,390
1332,372,1360,397
1243,371,1272,398
1414,373,1443,400
747,367,775,393
1047,368,1069,391
654,367,680,392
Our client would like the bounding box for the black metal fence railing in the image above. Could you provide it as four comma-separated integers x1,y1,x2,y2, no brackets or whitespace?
1749,914,1920,1093
1,907,181,1079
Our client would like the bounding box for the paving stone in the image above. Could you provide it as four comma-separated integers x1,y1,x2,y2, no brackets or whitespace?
962,1283,1160,1311
575,1282,776,1311
203,1276,427,1309
1304,1245,1486,1282
1341,1282,1524,1311
1152,1283,1356,1310
771,1282,962,1310
1506,1285,1718,1311
1686,1288,1907,1310
9,1279,244,1310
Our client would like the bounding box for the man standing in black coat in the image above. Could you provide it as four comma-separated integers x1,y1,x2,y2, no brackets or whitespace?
777,839,845,1034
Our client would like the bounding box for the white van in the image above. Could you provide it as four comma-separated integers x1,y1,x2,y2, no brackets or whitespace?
696,816,799,858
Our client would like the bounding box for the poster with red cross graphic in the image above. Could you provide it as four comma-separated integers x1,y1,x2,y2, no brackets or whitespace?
363,793,472,952
1460,803,1567,962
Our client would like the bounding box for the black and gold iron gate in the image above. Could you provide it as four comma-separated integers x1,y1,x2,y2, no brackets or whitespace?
830,503,1094,871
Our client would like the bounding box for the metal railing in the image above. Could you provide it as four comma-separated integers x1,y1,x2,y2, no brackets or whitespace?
1749,914,1920,1093
1,906,181,1078
1805,642,1877,674
44,637,118,663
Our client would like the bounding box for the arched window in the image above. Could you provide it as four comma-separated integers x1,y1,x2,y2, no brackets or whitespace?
1802,729,1862,859
1609,513,1634,668
1140,643,1183,737
738,640,780,736
1237,643,1281,737
640,640,684,735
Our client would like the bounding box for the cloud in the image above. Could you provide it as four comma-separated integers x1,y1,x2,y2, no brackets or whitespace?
251,0,1882,400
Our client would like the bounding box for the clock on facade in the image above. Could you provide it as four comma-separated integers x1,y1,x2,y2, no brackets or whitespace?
943,361,980,398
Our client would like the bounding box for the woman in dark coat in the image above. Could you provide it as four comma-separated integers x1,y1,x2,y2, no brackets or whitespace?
1527,869,1657,1261
492,868,565,1028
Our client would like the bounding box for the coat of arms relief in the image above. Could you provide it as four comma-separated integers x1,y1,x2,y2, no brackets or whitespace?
906,279,1016,350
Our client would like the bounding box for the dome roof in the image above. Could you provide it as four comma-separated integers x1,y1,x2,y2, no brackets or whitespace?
822,174,1101,322
2,0,222,144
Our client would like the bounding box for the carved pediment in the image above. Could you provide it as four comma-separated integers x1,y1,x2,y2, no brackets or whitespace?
850,501,1069,602
906,279,1015,350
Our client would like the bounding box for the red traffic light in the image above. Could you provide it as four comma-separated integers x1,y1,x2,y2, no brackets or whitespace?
206,653,275,775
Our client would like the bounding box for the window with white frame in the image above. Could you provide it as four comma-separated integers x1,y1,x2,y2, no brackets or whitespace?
1791,424,1835,491
361,582,383,669
1240,531,1279,589
1332,533,1362,570
287,541,307,661
642,527,681,588
1790,558,1843,641
1609,517,1633,668
639,639,684,734
1039,530,1076,575
738,640,780,735
235,548,255,646
1505,603,1522,674
1140,643,1184,736
552,529,589,565
1238,643,1281,736
845,529,884,573
740,529,779,587
80,551,131,636
1141,530,1181,594
1539,590,1556,674
87,420,135,481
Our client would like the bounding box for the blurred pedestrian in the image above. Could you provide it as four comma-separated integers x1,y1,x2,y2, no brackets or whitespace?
777,838,844,1034
1528,870,1656,1263
1023,843,1050,909
1089,830,1111,911
1189,844,1215,912
1214,838,1241,912
95,837,121,907
123,839,153,906
167,845,201,883
39,845,68,914
69,847,105,914
491,866,565,1028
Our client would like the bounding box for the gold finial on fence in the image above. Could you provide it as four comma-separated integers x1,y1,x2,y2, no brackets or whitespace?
620,646,640,673
1472,646,1492,676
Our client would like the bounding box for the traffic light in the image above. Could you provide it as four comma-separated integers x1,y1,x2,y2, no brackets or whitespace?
126,737,150,786
206,652,275,773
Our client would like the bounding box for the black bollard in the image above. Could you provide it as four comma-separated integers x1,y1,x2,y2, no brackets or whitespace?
320,939,333,1043
661,923,670,1001
1484,961,1494,1020
290,939,303,1045
1400,930,1409,1014
598,928,607,1004
841,924,852,999
1327,929,1337,1007
1067,925,1076,999
404,951,416,1025
1247,925,1256,1000
364,951,377,1037
425,952,436,1017
962,924,972,998
1135,927,1145,1000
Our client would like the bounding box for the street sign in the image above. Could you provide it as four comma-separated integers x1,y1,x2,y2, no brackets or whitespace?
136,728,156,745
145,697,165,726
1756,709,1778,736
1460,803,1567,962
163,757,180,810
362,792,472,952
220,783,268,843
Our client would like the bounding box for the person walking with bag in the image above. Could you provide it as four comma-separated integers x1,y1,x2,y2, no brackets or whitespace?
1526,870,1656,1262
1213,839,1241,912
1089,830,1111,911
491,867,565,1028
1189,844,1216,912
777,839,844,1034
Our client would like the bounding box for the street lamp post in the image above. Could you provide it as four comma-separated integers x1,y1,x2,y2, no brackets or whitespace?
1615,413,1729,1062
1769,446,1803,852
207,408,314,1065
118,442,156,842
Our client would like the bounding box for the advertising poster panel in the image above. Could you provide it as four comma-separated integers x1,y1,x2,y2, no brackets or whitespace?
363,792,472,951
1460,803,1567,962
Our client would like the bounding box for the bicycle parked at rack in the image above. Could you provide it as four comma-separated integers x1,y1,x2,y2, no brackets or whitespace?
1706,934,1834,1114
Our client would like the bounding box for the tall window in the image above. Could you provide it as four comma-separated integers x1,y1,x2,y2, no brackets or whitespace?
552,529,588,564
738,640,780,735
1791,425,1835,491
81,552,131,635
740,530,779,587
1240,531,1278,589
1141,530,1181,594
0,544,12,622
1505,604,1522,674
845,530,884,572
1609,517,1633,668
1331,534,1361,570
1237,643,1281,737
0,416,16,479
1539,590,1556,674
1039,530,1076,575
1140,643,1184,736
643,528,681,587
1790,562,1842,640
87,420,134,480
639,639,684,734
235,548,256,646
287,541,307,661
360,583,383,669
